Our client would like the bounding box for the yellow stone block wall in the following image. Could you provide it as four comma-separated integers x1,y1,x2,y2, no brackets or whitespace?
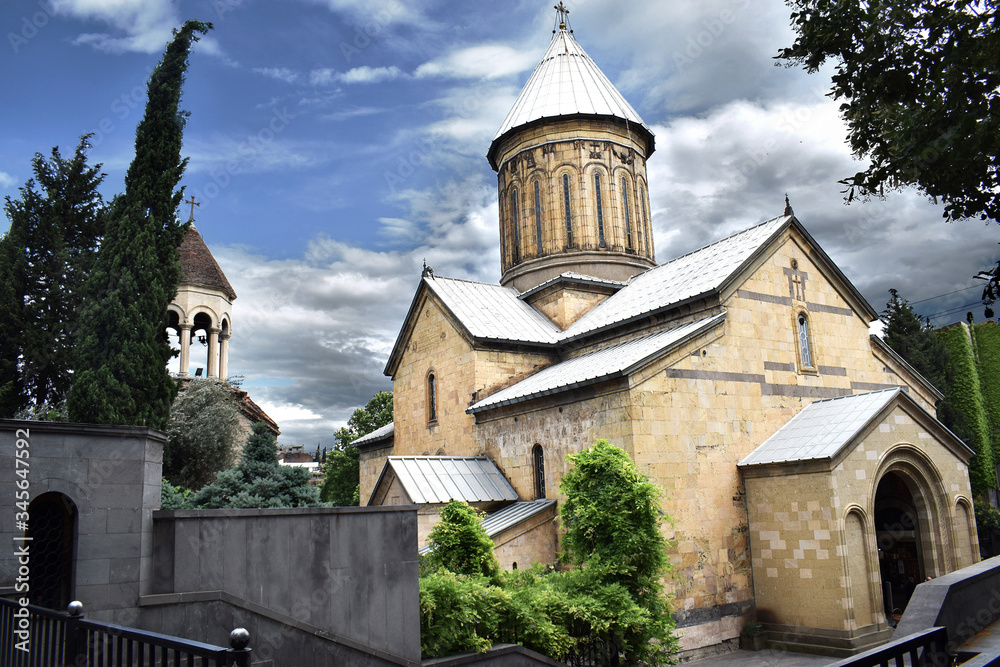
744,404,976,636
493,507,559,571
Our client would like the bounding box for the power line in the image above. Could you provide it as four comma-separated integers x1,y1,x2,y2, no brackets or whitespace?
909,284,982,305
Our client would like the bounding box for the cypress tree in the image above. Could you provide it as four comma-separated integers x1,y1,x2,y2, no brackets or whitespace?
68,21,212,429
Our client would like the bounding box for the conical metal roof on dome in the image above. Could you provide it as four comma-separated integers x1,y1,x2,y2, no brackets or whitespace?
489,24,653,164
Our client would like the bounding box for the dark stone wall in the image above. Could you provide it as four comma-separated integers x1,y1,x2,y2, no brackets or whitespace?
150,506,420,664
0,418,164,622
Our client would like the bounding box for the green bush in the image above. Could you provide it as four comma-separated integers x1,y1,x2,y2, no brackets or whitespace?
424,501,500,581
418,441,679,665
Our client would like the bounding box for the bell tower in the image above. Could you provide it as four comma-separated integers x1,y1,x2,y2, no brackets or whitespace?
168,196,237,379
488,3,657,293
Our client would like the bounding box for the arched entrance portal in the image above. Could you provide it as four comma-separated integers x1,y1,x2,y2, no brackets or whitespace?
875,472,924,621
27,492,77,609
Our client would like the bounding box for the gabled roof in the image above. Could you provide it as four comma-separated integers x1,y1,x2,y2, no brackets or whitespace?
426,277,562,344
738,388,973,468
419,499,556,555
560,215,791,340
489,27,653,167
368,456,519,506
178,226,237,300
351,422,394,448
385,214,879,377
468,312,726,414
518,272,627,300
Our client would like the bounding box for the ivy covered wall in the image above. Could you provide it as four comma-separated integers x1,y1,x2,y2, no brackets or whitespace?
939,322,995,496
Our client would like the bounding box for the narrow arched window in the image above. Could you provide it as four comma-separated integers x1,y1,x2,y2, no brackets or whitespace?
534,179,543,255
797,313,813,368
563,173,573,247
532,444,546,499
499,198,506,263
510,190,520,264
595,173,605,247
621,176,633,250
427,372,437,422
640,184,650,257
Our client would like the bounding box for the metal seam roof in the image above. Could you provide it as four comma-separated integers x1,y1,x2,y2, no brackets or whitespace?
351,422,394,447
492,28,651,143
420,499,556,555
424,216,789,351
383,456,519,505
738,388,901,467
467,312,726,413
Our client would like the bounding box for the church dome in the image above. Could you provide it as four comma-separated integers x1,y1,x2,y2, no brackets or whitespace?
487,17,654,170
489,6,657,293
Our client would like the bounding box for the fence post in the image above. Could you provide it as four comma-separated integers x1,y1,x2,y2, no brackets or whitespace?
226,627,251,667
63,601,83,667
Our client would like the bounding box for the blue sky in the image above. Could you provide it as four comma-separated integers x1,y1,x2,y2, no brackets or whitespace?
2,0,998,446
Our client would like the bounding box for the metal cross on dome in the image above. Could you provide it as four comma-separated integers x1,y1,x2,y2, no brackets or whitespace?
185,195,200,222
554,2,570,30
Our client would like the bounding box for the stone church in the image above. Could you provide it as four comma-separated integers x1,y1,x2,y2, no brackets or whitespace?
355,7,980,657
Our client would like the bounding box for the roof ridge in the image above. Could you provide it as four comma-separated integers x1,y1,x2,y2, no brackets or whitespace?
657,215,790,269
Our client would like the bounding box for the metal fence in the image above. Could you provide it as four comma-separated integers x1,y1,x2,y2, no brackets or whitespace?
0,598,251,667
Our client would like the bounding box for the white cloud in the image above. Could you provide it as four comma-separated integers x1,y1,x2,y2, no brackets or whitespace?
51,0,181,53
253,67,300,84
415,45,537,80
306,0,429,28
309,66,404,86
0,171,16,189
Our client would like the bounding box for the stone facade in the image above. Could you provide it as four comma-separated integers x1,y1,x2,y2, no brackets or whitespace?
360,17,979,659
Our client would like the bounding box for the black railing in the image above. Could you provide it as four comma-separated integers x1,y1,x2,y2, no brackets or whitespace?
1,598,251,667
826,626,950,667
495,614,621,666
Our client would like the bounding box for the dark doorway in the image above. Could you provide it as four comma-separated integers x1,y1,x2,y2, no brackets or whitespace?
875,473,924,623
27,492,77,609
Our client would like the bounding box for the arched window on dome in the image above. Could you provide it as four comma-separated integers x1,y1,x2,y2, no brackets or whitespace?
533,179,543,255
562,173,573,247
532,444,546,499
640,183,650,257
510,189,521,264
594,173,606,247
621,176,633,251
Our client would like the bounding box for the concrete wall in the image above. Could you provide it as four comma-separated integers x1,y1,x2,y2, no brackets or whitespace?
0,419,163,623
150,506,420,665
895,556,1000,655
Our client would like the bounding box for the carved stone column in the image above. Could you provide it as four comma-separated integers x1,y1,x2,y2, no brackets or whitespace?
207,327,220,378
178,323,193,377
219,333,231,382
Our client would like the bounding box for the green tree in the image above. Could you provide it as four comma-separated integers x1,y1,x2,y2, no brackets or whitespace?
321,390,392,505
0,227,27,417
163,379,242,490
0,137,107,415
68,21,212,430
777,2,1000,310
424,500,500,581
560,439,677,665
881,289,967,434
192,422,321,508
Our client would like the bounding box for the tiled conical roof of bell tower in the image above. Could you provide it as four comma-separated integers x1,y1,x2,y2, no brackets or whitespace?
487,9,654,169
178,225,237,301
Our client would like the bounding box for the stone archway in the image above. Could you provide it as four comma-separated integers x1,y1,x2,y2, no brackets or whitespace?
875,472,924,620
27,492,77,609
872,448,950,622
